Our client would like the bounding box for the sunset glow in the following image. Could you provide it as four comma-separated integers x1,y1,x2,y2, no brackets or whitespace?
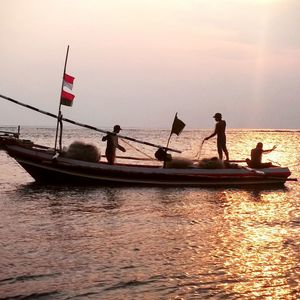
1,0,299,128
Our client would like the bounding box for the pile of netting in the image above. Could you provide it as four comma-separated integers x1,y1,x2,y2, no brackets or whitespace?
165,156,224,169
197,157,224,169
62,141,101,162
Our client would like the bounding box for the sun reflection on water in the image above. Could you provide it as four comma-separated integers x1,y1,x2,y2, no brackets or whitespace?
214,190,298,298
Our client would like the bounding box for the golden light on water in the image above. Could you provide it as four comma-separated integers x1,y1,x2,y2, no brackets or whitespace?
214,190,297,298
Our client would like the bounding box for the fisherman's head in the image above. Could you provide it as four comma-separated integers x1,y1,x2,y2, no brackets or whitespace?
256,142,263,149
113,125,122,133
213,113,222,121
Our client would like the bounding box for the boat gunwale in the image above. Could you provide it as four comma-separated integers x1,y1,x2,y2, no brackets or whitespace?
4,143,291,179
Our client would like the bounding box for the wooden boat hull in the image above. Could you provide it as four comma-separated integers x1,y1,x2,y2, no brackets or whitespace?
1,141,292,187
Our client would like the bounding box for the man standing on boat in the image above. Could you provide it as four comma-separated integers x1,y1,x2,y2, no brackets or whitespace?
204,113,229,161
102,125,126,165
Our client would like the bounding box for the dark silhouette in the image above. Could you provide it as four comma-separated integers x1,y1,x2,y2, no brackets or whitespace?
246,142,276,168
102,125,126,165
204,113,229,161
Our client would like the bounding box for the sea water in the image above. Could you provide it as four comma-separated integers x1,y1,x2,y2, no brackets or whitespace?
0,127,299,299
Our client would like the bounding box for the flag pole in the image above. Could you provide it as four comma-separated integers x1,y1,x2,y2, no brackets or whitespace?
165,132,172,152
163,113,176,167
166,112,183,150
54,45,70,151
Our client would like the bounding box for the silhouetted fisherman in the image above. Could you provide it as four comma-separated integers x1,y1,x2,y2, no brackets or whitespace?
102,125,126,165
204,112,229,161
246,142,276,168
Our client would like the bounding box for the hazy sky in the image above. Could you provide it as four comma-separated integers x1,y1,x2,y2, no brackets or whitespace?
1,0,300,129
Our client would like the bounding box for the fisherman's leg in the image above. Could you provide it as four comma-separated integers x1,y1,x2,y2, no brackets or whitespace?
246,158,253,167
217,144,223,160
260,162,273,168
106,151,115,165
223,146,229,161
106,155,113,164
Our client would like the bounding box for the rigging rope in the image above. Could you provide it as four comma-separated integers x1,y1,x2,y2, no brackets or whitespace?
193,140,205,161
120,138,154,160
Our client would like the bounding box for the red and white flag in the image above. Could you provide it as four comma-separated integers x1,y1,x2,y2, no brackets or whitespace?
61,90,75,107
63,73,75,90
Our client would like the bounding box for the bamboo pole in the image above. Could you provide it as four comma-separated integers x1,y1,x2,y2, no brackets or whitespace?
0,93,182,153
54,45,70,151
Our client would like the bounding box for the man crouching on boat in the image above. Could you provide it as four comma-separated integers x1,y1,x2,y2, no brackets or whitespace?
102,125,126,165
246,142,276,169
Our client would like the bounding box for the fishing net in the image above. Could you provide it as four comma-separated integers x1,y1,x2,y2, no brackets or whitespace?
63,141,101,162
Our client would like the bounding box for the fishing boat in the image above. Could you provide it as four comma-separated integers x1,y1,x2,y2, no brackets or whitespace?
0,131,294,187
0,47,296,187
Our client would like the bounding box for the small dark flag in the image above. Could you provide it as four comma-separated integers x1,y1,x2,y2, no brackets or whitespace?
171,113,185,136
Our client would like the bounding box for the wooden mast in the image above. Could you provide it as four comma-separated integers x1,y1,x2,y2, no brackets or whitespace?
54,45,70,151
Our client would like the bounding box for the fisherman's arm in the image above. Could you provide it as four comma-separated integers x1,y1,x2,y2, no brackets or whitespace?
117,144,126,152
204,126,217,140
263,145,277,153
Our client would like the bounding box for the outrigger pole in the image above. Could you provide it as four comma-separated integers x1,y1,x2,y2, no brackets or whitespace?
0,93,181,153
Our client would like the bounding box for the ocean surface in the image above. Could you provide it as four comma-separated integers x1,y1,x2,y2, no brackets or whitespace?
0,127,299,300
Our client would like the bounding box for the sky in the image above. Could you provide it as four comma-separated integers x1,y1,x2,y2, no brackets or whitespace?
1,0,300,129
